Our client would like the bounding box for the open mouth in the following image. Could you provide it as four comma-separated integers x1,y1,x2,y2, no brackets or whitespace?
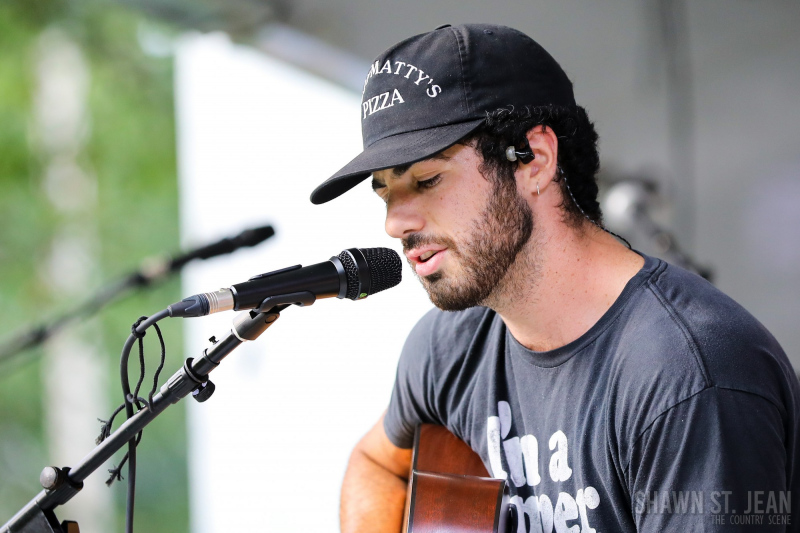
409,248,447,277
419,250,439,262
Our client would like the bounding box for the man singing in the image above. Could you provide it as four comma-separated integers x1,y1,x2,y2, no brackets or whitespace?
310,24,799,532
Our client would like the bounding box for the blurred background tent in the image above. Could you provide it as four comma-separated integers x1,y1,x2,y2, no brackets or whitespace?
0,0,798,532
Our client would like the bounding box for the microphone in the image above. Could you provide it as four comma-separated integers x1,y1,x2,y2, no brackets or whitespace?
167,225,276,272
137,224,276,283
168,247,402,317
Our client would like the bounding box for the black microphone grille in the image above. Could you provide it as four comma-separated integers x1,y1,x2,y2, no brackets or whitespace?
361,247,402,295
337,247,402,300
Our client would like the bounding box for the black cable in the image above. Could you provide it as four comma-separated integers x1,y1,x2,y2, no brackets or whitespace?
122,310,169,533
126,438,136,533
562,173,633,249
148,326,167,408
95,308,170,533
131,316,149,408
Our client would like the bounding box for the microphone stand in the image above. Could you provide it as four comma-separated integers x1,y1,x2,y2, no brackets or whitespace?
0,224,275,366
602,180,713,281
0,290,309,533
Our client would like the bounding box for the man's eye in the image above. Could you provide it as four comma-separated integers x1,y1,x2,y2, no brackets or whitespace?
371,180,389,203
417,175,441,189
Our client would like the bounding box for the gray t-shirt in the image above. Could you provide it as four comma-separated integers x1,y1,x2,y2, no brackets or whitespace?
385,254,800,532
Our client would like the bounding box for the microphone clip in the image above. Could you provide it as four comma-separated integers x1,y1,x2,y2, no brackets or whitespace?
255,291,316,313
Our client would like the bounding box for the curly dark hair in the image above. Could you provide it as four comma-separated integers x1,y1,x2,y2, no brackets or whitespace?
461,105,602,228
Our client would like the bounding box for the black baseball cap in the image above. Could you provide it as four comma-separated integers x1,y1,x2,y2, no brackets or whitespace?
310,23,575,204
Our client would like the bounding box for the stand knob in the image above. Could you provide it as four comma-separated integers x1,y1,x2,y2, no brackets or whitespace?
40,466,68,491
192,380,215,403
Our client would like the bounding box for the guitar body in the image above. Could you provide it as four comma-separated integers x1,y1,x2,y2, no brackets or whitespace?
404,425,515,533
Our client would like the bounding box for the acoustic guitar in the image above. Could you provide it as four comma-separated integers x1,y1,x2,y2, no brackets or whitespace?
403,424,517,532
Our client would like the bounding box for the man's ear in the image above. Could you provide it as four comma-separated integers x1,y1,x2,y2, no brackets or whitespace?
515,125,559,198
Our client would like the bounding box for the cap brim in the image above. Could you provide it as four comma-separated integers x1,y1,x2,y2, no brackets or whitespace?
310,118,485,204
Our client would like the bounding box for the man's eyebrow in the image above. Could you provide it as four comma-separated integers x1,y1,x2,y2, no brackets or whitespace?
391,152,451,177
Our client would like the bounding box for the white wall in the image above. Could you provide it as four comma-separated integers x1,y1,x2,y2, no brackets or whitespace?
174,32,431,532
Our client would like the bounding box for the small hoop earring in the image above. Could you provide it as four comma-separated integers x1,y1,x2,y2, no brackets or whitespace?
536,183,540,196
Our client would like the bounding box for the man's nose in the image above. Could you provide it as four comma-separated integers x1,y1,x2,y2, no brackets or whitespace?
384,195,425,239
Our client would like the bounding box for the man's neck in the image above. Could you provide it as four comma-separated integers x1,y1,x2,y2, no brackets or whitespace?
489,222,644,353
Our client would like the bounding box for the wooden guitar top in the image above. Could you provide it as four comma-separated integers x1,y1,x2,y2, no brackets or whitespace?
404,425,514,533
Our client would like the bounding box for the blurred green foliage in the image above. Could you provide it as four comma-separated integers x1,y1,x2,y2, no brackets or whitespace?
0,1,188,531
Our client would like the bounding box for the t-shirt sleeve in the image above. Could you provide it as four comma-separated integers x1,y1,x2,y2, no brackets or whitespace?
383,309,442,449
627,386,791,531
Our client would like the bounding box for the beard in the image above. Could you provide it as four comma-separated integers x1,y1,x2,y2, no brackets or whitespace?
403,177,534,311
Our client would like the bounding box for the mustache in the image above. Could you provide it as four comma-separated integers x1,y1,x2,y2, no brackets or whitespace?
402,233,458,254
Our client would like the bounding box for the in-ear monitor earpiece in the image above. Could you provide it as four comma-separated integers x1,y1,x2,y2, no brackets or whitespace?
505,141,534,164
